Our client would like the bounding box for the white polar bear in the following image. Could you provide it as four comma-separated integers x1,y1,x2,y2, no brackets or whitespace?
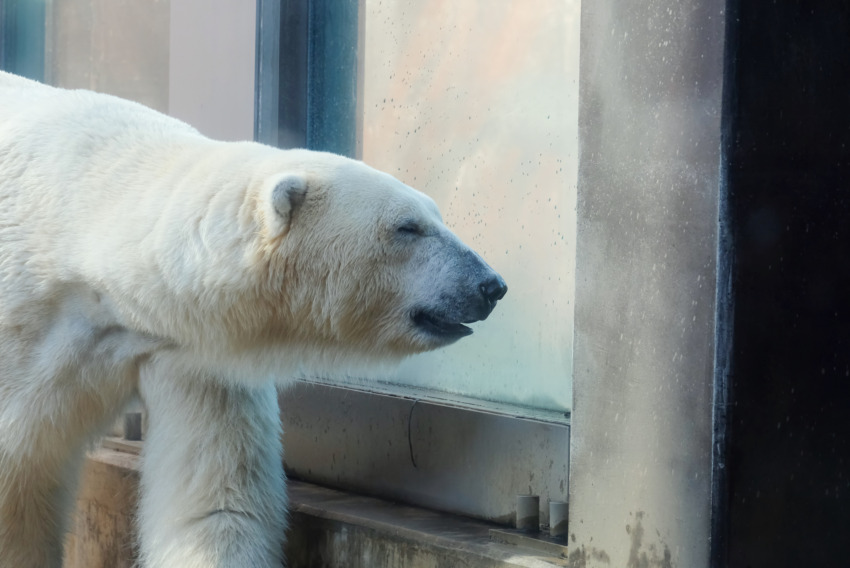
0,71,506,568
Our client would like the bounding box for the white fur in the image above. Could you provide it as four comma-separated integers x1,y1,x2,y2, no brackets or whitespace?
0,71,503,567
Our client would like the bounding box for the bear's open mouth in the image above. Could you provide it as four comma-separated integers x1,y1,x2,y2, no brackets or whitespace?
412,310,474,339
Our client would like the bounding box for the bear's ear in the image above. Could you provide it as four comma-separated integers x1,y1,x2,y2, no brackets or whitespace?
267,173,308,237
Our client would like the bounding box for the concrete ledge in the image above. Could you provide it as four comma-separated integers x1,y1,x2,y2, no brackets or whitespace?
286,482,568,568
65,443,568,567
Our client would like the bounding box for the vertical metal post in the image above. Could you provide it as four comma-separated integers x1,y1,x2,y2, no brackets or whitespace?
255,0,281,146
274,0,309,149
0,0,6,68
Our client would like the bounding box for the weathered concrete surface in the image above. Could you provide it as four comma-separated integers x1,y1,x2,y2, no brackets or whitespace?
286,482,567,568
63,446,567,567
569,1,725,566
63,447,140,568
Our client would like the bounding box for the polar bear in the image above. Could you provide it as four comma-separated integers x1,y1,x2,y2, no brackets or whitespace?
0,71,506,568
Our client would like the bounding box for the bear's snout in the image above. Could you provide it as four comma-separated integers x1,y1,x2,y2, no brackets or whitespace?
463,271,506,322
411,255,506,347
463,250,507,321
479,274,508,310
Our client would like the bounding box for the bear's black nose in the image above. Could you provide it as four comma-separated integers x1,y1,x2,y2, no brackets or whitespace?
479,275,508,306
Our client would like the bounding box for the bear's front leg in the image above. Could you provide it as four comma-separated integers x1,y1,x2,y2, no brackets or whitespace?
138,369,287,568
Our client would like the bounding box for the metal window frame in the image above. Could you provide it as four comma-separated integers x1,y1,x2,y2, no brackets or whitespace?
255,0,570,525
255,0,362,157
0,0,45,81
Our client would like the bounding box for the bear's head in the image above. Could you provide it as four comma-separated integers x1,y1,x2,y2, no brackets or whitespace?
254,151,507,363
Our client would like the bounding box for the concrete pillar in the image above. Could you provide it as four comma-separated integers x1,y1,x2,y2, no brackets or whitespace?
568,1,725,566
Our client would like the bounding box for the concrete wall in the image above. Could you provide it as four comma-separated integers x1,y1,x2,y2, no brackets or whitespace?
44,0,255,142
568,1,725,566
168,0,256,141
45,0,170,112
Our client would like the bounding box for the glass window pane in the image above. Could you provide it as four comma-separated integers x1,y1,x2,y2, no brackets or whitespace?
360,2,580,414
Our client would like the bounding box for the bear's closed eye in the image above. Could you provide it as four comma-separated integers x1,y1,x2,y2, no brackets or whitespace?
397,223,421,235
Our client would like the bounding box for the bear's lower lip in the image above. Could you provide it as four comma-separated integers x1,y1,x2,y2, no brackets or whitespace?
413,311,474,339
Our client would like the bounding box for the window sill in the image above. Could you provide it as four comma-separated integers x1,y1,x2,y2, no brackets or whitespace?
65,441,568,568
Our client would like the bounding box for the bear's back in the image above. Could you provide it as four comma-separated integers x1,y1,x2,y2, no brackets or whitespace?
0,71,200,166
